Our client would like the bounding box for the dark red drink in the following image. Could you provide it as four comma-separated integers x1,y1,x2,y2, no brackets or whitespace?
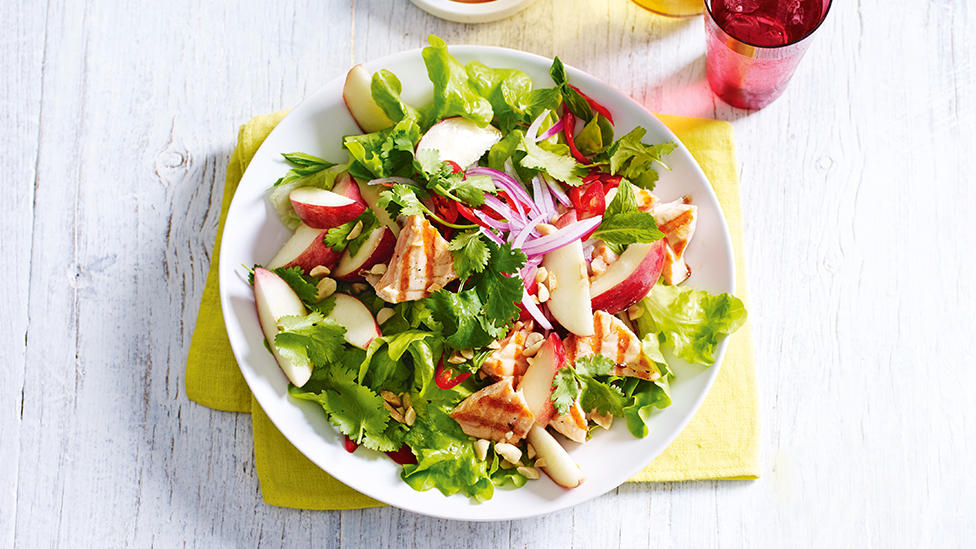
705,0,831,109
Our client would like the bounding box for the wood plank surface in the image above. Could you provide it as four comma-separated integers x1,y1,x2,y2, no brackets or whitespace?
3,0,975,546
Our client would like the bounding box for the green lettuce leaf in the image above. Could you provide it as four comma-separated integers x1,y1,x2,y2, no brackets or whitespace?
464,60,533,133
636,283,747,365
422,35,493,127
371,69,424,127
400,403,496,501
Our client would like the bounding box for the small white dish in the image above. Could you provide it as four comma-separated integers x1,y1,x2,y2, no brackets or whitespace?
409,0,538,23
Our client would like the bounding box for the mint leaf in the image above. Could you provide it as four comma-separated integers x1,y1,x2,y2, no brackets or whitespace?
549,57,592,122
592,211,664,248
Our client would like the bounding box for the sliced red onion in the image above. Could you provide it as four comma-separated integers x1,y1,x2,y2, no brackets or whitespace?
479,226,503,246
521,217,603,257
536,119,565,142
483,193,526,226
542,173,571,207
467,167,536,218
472,209,509,231
514,212,549,249
532,175,555,219
521,288,553,331
526,110,551,142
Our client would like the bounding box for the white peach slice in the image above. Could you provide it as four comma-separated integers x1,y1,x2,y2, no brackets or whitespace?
416,116,503,169
589,239,666,314
516,333,565,426
326,293,381,350
290,186,367,230
355,178,401,238
266,223,342,274
253,267,311,387
332,173,366,205
526,424,585,489
342,64,395,134
332,226,397,282
542,239,595,337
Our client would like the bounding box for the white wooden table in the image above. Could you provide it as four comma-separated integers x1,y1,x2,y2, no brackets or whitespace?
3,0,974,546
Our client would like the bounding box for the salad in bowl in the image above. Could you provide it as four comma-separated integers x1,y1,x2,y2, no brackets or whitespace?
234,36,745,508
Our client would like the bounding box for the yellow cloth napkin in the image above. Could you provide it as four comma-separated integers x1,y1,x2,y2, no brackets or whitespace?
185,111,759,510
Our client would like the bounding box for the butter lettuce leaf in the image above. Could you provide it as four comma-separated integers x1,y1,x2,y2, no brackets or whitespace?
636,283,747,365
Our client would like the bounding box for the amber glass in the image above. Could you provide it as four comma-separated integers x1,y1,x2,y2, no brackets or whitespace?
631,0,703,18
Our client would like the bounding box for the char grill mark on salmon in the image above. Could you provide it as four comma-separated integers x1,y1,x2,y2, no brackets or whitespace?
563,311,657,380
480,321,534,380
449,378,535,443
371,215,457,303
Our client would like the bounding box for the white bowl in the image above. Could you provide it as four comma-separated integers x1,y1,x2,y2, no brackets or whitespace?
220,45,735,521
409,0,538,23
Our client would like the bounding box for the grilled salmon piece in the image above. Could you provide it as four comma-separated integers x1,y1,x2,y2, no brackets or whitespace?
449,378,535,443
480,321,535,380
635,187,660,212
652,197,697,285
548,399,589,443
563,311,659,380
370,215,457,303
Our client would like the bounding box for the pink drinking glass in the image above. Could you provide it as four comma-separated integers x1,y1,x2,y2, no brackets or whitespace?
705,0,832,109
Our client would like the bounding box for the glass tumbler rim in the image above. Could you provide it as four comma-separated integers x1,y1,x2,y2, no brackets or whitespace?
704,0,833,50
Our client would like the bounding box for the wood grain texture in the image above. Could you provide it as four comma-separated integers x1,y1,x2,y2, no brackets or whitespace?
3,0,975,546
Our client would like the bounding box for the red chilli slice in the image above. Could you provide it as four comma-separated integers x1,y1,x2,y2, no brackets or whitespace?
569,84,614,125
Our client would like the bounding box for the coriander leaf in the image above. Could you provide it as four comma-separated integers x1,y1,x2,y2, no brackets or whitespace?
551,367,580,415
635,283,747,365
472,241,525,335
577,374,627,417
381,184,428,218
448,231,490,280
518,131,585,186
324,209,381,255
573,354,615,377
273,312,347,370
288,366,397,451
425,288,495,350
607,127,677,191
270,266,320,303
